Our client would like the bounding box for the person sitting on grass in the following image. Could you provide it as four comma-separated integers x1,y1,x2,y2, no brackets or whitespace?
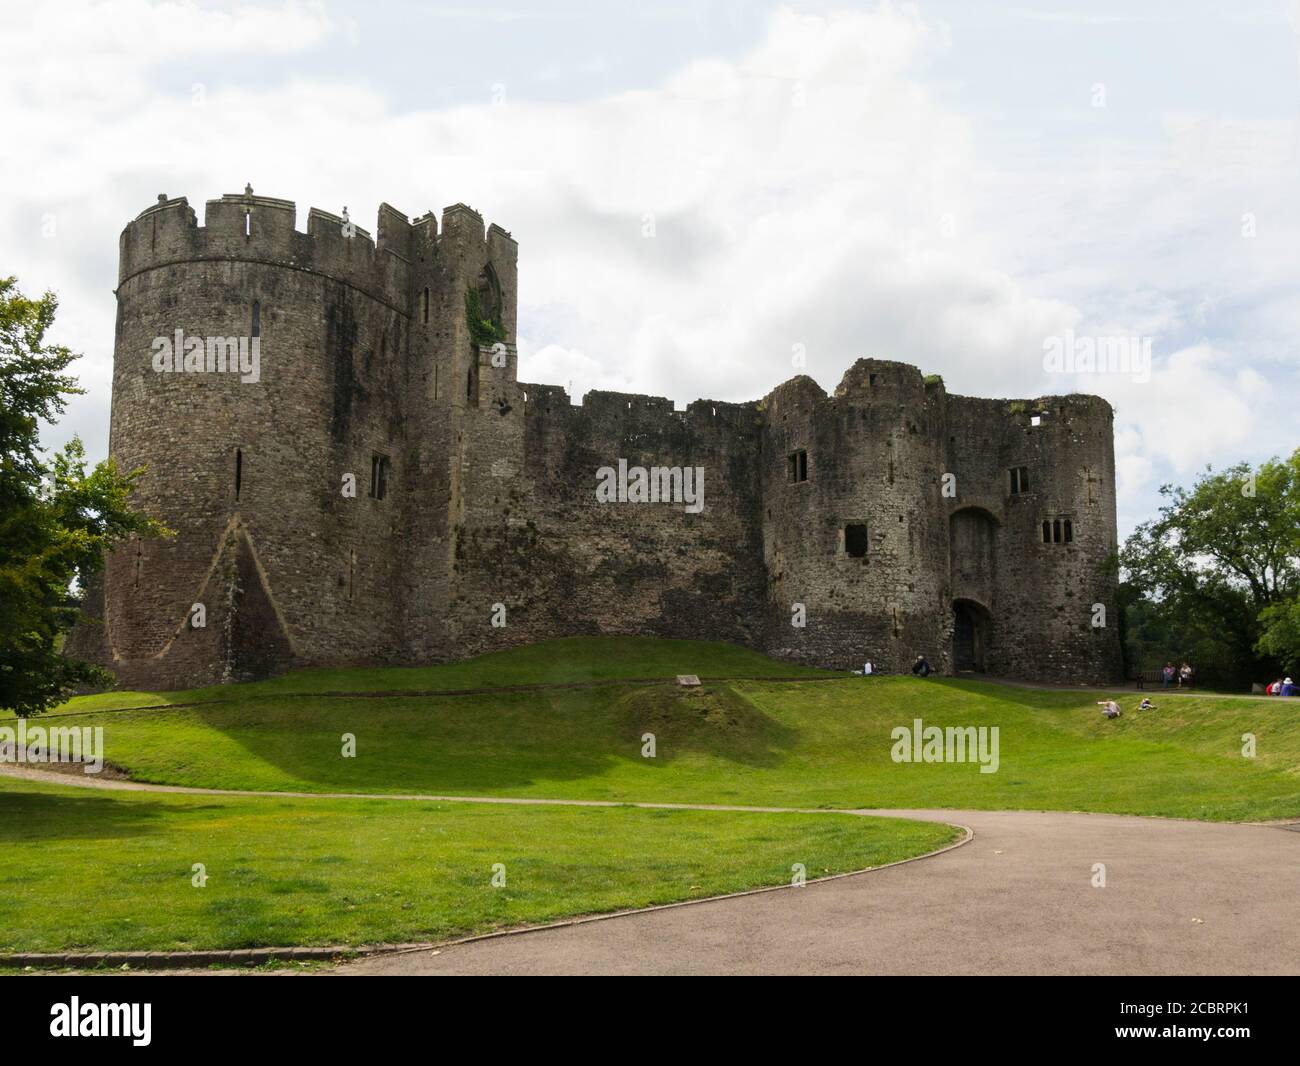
911,655,932,677
1098,699,1122,719
1139,697,1155,710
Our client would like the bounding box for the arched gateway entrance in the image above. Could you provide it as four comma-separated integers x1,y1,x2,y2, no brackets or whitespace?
949,506,997,674
952,599,990,673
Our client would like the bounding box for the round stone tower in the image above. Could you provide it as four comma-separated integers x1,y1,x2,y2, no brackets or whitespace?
103,190,414,687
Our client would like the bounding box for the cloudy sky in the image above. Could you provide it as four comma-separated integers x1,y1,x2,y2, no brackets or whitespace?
2,0,1297,539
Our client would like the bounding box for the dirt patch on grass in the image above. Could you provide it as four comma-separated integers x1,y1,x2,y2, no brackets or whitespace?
1,753,131,781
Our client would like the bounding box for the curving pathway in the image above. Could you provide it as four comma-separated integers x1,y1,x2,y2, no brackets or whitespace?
341,808,1300,976
4,764,1297,975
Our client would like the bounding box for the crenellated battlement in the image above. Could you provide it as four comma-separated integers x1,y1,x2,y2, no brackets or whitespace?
516,384,760,431
118,191,517,318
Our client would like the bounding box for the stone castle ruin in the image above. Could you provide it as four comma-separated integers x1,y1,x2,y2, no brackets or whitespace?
68,191,1123,689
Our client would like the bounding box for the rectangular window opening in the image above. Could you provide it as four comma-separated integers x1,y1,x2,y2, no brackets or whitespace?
787,449,808,483
845,523,869,558
1009,466,1030,494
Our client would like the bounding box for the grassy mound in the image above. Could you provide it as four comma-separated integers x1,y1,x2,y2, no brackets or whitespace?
42,635,837,715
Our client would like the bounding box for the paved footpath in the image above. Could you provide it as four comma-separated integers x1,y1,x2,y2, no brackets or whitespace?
341,808,1300,976
5,765,1296,976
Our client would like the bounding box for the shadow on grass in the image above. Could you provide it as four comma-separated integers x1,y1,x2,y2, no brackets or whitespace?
168,680,803,791
926,677,1097,712
0,790,228,842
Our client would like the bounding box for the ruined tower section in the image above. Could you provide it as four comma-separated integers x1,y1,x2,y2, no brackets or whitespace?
102,192,411,687
761,360,951,672
401,203,767,657
945,392,1121,683
397,204,521,661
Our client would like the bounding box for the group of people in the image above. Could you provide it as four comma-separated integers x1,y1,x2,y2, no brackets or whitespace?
877,655,1297,700
862,656,933,677
1099,696,1157,719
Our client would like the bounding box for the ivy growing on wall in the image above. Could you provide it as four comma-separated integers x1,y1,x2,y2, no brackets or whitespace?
465,286,506,347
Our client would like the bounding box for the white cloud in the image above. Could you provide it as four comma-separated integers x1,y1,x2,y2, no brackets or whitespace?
1108,345,1268,472
1,1,1295,544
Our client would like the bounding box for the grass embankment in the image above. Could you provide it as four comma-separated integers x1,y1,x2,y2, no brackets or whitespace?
25,638,1300,821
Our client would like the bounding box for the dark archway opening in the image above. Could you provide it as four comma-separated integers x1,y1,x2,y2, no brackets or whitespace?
953,600,990,673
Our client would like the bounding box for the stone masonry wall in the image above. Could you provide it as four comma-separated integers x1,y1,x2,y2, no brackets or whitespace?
77,192,1122,689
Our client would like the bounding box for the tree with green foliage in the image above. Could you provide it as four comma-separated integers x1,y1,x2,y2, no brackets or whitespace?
1120,451,1300,686
0,276,165,716
1257,598,1300,674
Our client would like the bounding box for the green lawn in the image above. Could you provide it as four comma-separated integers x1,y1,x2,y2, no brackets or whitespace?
23,639,1300,821
0,775,955,953
3,635,1297,954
